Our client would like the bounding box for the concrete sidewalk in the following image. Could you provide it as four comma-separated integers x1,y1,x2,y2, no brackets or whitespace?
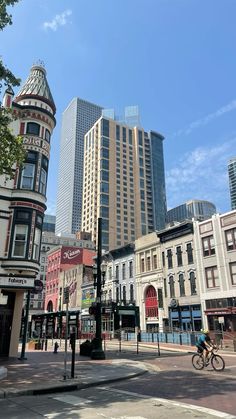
0,349,148,399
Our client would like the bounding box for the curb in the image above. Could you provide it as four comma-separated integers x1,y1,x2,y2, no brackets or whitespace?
1,369,147,399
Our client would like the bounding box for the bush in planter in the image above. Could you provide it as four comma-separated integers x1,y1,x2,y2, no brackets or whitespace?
80,340,92,356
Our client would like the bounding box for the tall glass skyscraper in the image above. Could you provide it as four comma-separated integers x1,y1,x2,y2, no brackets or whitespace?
228,158,236,210
56,98,103,235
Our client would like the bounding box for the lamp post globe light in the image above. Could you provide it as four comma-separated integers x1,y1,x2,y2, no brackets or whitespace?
91,217,106,360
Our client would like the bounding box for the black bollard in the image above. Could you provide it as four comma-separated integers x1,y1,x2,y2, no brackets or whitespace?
53,342,59,353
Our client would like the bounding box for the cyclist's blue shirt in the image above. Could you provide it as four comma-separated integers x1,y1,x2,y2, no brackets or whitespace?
197,334,206,345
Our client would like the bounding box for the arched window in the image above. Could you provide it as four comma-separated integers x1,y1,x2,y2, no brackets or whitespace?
169,276,175,298
130,283,134,302
190,271,197,295
122,285,126,303
145,285,158,318
179,273,185,296
47,301,53,312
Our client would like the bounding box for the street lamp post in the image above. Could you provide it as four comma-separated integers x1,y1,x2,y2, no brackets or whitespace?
91,217,106,360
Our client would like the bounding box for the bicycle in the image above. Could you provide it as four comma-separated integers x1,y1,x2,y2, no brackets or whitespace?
192,346,225,371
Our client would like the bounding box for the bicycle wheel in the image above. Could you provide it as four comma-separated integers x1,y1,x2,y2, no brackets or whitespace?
192,354,204,370
211,355,225,371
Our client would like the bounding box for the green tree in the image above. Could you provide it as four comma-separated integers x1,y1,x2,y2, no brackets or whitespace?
0,0,25,179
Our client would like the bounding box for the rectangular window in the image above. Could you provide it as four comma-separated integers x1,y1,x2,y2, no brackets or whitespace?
202,235,215,257
102,119,109,137
176,246,182,266
153,254,157,269
186,243,193,264
205,266,219,288
12,225,28,257
225,228,236,251
115,265,119,281
39,168,47,195
122,263,126,280
162,251,165,267
167,249,173,269
146,256,151,271
229,262,236,285
141,258,145,273
20,163,35,190
129,261,133,278
33,228,41,260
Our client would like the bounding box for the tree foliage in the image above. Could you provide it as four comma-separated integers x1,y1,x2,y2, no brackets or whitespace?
0,0,25,179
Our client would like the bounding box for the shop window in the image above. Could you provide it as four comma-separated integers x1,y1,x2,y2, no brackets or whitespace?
12,224,28,257
205,266,219,288
202,235,215,257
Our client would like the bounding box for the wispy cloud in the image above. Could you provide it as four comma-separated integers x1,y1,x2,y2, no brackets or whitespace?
172,100,236,137
166,137,236,212
43,10,72,32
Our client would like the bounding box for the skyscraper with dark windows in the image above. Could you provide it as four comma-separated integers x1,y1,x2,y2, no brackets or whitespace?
56,98,103,235
228,158,236,210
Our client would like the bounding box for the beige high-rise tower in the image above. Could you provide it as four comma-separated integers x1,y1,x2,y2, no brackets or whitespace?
82,115,166,251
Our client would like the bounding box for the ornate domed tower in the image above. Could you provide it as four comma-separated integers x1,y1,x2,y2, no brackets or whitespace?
0,64,56,357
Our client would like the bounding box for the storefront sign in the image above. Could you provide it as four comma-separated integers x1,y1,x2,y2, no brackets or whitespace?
0,276,34,289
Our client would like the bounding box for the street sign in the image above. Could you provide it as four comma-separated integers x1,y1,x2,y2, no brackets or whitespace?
218,317,224,324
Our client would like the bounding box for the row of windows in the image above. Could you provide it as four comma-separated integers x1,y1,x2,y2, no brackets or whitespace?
168,272,197,298
200,229,236,256
164,243,193,269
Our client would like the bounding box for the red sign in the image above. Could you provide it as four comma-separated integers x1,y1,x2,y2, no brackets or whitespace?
61,247,83,265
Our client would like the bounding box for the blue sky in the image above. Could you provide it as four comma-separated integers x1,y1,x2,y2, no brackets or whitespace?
1,0,236,215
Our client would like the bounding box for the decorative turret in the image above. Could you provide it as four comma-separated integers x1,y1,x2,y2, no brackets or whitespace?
1,63,56,275
14,63,56,115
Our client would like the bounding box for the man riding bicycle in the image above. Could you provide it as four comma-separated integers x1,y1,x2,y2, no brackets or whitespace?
196,329,214,365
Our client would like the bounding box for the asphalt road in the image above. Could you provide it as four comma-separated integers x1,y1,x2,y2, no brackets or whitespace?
0,348,235,418
108,348,236,416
